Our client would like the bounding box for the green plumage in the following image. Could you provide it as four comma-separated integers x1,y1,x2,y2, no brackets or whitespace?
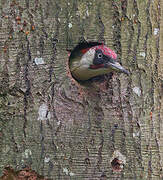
69,42,129,81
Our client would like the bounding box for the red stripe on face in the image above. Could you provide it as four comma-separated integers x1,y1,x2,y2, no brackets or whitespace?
90,64,105,69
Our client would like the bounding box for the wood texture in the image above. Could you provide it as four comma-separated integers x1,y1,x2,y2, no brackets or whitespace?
0,0,162,179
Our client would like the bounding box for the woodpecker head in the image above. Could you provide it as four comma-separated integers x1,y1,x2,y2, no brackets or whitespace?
69,42,129,81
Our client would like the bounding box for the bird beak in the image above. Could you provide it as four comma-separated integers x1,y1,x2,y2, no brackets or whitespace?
106,61,130,75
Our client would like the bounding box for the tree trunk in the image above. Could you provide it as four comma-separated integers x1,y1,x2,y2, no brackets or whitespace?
0,0,162,179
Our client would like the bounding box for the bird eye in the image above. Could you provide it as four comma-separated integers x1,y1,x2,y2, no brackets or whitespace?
98,53,102,58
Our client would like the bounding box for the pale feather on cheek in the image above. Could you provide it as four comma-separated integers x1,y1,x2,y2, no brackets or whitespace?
80,49,95,66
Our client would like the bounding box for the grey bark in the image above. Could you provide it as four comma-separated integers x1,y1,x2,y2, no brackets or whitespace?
0,0,162,179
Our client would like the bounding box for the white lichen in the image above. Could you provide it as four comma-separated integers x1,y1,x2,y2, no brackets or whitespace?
68,23,72,28
154,28,159,35
133,87,141,97
63,167,75,176
34,57,45,65
22,149,32,158
86,9,89,17
133,131,140,137
38,103,51,120
44,157,50,163
63,167,69,175
139,52,146,57
69,172,75,176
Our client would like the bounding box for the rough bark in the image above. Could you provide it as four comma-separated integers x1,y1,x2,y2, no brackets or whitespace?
0,0,162,179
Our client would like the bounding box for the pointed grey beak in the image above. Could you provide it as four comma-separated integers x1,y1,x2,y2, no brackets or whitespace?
106,62,130,75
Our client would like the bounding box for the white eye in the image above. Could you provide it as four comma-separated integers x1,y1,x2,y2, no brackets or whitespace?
98,53,102,58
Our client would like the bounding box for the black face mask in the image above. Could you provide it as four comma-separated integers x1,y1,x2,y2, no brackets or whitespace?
93,49,115,65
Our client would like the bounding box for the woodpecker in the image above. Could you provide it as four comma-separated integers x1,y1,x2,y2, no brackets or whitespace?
69,42,129,81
